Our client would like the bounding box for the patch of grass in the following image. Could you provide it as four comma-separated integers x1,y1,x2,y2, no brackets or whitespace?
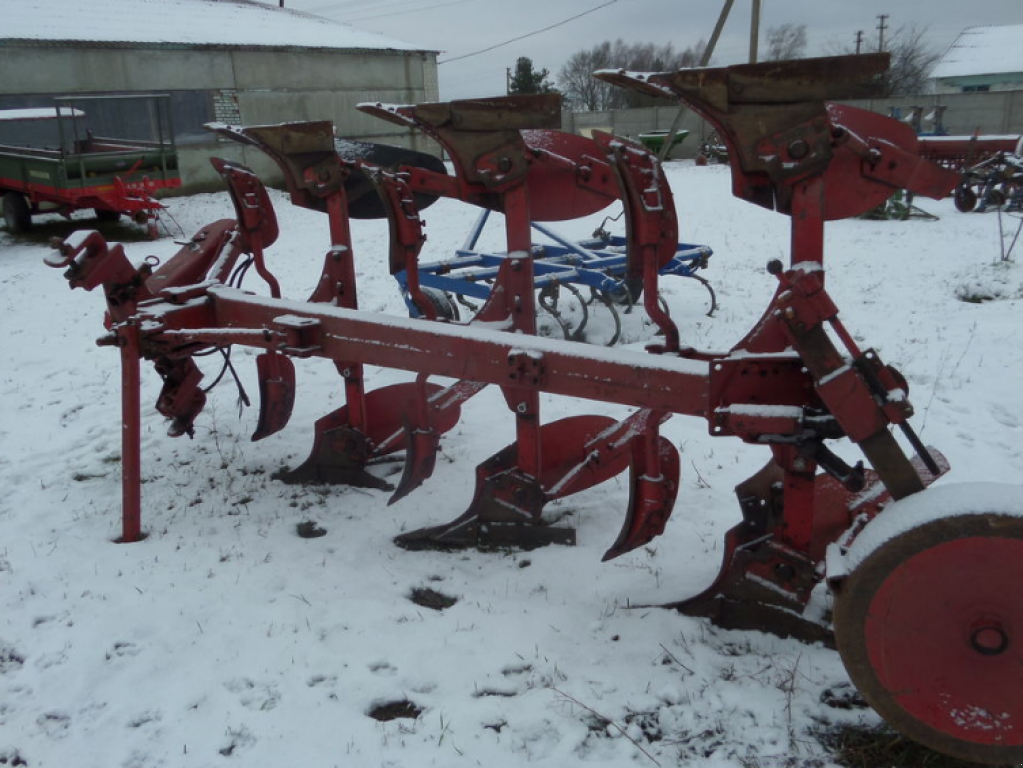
815,723,991,768
408,586,458,611
368,699,422,722
295,520,327,539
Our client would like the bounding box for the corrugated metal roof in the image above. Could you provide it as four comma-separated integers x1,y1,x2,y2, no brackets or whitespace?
932,24,1023,80
1,0,434,54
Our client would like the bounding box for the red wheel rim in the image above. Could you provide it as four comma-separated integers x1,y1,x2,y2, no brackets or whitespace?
864,535,1023,748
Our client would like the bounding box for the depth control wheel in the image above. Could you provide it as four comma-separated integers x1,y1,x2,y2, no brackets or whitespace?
834,503,1023,765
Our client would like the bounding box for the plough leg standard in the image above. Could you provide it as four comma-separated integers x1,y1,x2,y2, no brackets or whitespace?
48,55,1022,765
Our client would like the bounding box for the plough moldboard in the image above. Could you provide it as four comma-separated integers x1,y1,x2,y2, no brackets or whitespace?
48,55,1022,765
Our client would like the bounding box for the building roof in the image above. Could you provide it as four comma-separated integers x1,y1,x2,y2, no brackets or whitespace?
931,24,1023,80
1,0,432,53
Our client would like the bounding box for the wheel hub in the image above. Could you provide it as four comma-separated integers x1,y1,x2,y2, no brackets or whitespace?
969,622,1010,657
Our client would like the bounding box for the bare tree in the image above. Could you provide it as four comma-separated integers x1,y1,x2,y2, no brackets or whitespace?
558,38,706,111
827,24,939,96
765,23,807,61
878,25,940,96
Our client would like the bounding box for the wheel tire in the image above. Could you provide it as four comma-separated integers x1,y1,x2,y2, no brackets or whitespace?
953,185,977,213
986,188,1006,208
2,192,31,233
834,511,1023,765
94,208,122,223
411,287,459,321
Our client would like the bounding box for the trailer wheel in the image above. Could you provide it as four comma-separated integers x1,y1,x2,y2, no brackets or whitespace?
985,188,1006,208
94,209,122,223
2,192,31,233
953,185,977,213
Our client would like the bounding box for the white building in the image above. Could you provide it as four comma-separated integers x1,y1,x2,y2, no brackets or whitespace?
932,25,1023,94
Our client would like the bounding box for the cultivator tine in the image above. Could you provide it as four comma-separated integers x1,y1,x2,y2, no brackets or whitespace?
602,426,680,561
388,422,441,505
251,352,296,441
387,375,445,504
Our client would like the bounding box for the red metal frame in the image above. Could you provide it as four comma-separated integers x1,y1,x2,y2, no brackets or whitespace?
49,55,959,633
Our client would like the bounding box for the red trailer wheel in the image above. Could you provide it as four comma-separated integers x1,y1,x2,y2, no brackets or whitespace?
834,513,1023,765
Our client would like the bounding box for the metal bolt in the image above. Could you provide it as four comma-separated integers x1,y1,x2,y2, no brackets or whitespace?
970,624,1009,656
788,140,810,160
774,563,796,581
516,402,528,413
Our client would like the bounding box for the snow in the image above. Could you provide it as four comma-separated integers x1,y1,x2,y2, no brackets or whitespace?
2,0,427,53
831,482,1023,577
2,161,1023,766
0,108,84,122
931,24,1023,80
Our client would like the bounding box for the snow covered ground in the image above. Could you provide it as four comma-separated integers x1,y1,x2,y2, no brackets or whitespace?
1,161,1021,767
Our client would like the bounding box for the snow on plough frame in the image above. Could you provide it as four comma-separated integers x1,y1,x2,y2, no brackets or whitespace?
47,54,1022,764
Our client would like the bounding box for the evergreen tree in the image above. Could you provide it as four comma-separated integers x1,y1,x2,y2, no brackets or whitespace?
508,57,558,95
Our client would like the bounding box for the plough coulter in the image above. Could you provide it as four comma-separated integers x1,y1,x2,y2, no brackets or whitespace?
48,54,1022,764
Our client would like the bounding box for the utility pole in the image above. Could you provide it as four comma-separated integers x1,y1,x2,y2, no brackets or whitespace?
877,14,889,53
657,0,736,163
749,0,761,64
855,30,864,55
506,68,511,95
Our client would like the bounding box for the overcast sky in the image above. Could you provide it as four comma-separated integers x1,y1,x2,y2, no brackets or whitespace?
283,0,1023,101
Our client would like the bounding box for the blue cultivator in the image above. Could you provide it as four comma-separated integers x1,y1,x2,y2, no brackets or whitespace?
397,208,715,344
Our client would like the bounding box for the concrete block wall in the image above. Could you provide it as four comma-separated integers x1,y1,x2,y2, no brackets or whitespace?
0,42,440,193
562,89,1023,159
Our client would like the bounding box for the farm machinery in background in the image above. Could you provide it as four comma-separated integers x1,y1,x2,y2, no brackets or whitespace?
0,95,179,238
919,132,1023,213
47,54,1022,765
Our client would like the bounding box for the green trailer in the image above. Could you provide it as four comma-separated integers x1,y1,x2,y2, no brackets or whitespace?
0,94,180,237
636,129,689,156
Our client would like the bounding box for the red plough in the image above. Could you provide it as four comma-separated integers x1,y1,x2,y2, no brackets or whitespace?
49,55,1022,765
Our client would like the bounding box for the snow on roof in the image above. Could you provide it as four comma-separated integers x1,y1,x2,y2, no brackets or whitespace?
1,0,431,53
0,107,85,121
932,24,1023,80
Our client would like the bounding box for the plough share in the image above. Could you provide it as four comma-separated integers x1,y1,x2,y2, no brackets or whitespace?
48,55,1022,764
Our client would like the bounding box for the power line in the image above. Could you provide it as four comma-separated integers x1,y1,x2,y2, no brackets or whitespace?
438,0,619,65
348,0,474,22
